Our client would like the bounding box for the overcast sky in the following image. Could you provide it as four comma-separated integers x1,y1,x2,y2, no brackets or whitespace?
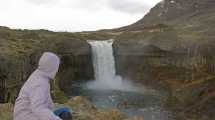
0,0,162,32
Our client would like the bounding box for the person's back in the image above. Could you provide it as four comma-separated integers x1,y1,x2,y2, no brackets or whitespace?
14,52,62,120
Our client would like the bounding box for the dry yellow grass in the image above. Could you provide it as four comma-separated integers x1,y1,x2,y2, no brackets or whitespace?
0,97,144,120
0,103,13,120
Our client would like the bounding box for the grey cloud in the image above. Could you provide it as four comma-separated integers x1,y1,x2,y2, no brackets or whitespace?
24,0,154,14
73,0,152,14
72,0,107,11
25,0,106,10
108,0,151,14
24,0,57,5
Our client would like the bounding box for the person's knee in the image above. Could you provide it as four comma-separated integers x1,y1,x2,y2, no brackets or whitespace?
54,107,73,120
59,111,72,120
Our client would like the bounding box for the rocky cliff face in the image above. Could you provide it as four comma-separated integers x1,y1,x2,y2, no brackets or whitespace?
0,27,94,103
112,0,215,119
113,0,215,84
53,38,94,93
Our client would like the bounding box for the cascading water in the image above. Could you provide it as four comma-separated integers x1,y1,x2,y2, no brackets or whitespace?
70,40,173,120
87,40,125,90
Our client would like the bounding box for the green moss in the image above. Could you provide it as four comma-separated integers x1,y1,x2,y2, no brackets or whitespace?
52,81,69,104
0,26,95,103
166,95,180,107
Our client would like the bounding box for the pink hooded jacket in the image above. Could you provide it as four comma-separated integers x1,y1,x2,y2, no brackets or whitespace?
14,52,62,120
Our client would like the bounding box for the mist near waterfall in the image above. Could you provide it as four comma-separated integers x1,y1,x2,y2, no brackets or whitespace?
70,40,171,119
85,40,152,93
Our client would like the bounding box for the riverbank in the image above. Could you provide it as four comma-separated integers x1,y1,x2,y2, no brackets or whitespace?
0,96,145,120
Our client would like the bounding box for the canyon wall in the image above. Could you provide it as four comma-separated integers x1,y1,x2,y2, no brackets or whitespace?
0,27,94,103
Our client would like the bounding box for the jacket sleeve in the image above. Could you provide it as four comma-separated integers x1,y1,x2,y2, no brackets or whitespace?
48,91,55,109
30,85,62,120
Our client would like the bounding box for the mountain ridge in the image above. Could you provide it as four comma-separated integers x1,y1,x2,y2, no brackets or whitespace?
109,0,215,31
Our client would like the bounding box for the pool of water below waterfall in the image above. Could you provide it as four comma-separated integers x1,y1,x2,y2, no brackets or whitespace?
69,81,174,120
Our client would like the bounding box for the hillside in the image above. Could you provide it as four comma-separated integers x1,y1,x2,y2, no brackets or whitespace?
116,0,215,31
111,0,215,120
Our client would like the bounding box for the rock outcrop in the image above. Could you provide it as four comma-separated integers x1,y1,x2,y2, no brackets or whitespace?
110,0,215,119
0,27,94,103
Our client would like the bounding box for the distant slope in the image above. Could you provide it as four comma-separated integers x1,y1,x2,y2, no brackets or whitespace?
111,0,215,53
112,0,215,31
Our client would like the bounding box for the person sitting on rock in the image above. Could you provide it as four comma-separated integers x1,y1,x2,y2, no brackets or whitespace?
14,52,72,120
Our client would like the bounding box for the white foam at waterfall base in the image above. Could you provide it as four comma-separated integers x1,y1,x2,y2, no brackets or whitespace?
86,40,148,92
86,75,137,91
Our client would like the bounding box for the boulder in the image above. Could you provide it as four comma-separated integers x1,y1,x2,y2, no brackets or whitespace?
64,96,132,120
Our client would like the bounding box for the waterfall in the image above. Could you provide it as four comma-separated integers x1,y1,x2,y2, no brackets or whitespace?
87,40,124,90
89,40,117,82
86,40,146,92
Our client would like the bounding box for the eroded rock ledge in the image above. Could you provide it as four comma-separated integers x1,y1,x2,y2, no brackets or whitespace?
0,27,94,103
